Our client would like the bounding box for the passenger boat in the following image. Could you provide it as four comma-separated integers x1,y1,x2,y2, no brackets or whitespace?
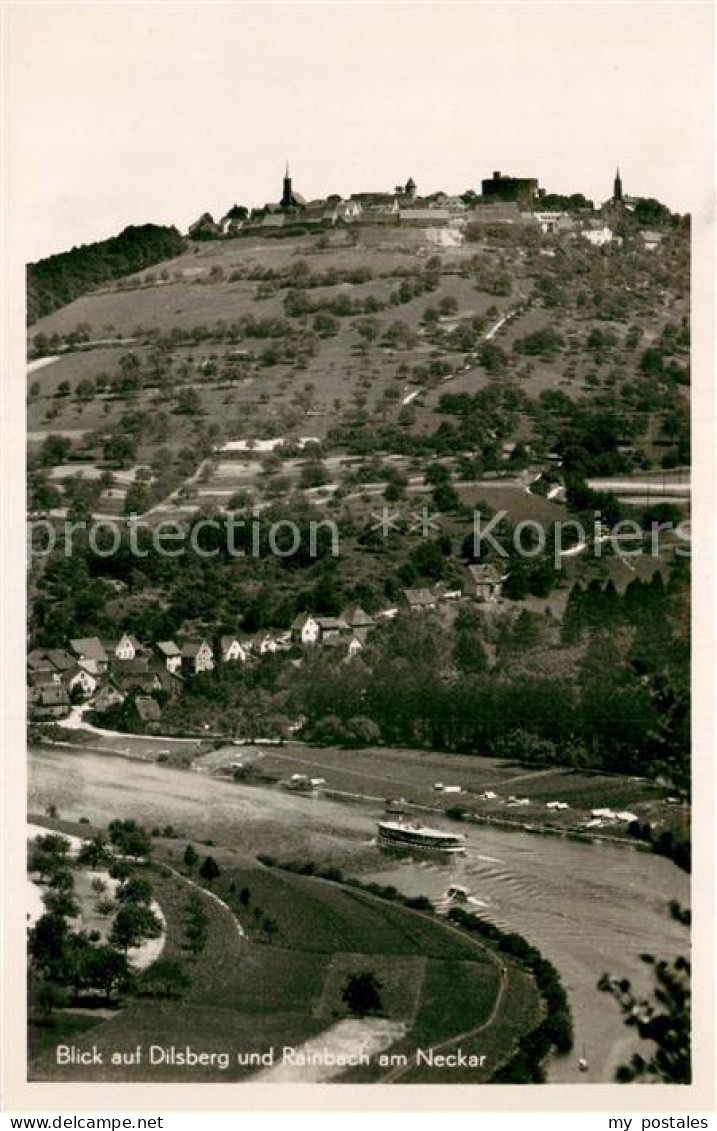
377,819,467,854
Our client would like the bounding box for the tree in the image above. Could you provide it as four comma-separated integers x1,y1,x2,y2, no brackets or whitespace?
199,855,221,887
28,912,70,979
341,971,384,1017
183,844,199,873
108,819,152,859
141,958,191,999
109,904,162,953
77,835,112,869
116,877,154,906
103,435,136,468
183,893,209,956
453,630,487,674
176,387,203,416
40,434,72,467
85,946,132,1004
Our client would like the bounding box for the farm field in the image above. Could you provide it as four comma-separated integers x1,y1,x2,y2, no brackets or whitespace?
198,741,678,835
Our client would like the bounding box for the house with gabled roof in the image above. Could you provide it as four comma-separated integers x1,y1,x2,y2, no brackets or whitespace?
315,616,348,640
148,661,182,698
291,612,321,647
104,633,143,661
156,641,182,674
220,636,248,664
44,648,77,674
69,637,109,674
181,639,214,674
68,667,97,698
29,685,71,720
340,604,374,631
466,563,504,602
92,682,126,712
400,588,438,612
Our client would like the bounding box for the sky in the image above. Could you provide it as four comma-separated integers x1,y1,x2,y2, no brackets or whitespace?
5,2,714,262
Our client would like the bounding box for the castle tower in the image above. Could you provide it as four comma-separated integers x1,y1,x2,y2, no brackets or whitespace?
613,167,623,204
282,161,293,208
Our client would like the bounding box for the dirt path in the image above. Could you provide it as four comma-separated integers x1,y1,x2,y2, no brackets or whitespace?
254,1018,406,1082
160,861,246,940
377,909,509,1083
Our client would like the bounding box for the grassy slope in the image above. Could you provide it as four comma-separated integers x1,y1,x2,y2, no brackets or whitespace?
29,852,540,1083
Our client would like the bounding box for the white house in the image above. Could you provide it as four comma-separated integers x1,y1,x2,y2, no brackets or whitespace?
466,563,503,602
181,639,214,674
112,633,141,661
69,667,97,698
581,224,614,247
220,636,247,663
254,633,280,655
291,612,321,647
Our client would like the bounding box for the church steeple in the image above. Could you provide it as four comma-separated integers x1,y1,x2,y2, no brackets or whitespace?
282,161,293,208
613,166,623,204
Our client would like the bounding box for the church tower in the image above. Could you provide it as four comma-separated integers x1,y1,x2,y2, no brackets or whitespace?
282,161,293,208
613,167,623,204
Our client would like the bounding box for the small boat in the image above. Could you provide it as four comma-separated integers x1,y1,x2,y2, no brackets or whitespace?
446,884,471,902
385,797,406,815
578,1045,589,1072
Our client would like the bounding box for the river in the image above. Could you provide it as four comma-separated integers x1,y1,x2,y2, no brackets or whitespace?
28,744,689,1085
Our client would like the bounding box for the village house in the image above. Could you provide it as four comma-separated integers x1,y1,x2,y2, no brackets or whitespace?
466,563,504,602
181,639,214,674
639,230,664,252
29,685,71,721
148,662,182,698
111,665,163,697
291,612,322,647
242,632,283,657
323,630,367,661
581,222,614,247
68,667,98,699
69,637,109,674
27,650,65,686
315,616,347,640
400,588,438,612
340,604,374,632
334,200,362,223
44,648,78,676
92,682,125,712
531,210,567,234
104,633,143,661
220,636,248,663
156,641,182,674
347,628,370,655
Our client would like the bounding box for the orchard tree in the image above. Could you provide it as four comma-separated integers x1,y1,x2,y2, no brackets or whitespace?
341,971,384,1018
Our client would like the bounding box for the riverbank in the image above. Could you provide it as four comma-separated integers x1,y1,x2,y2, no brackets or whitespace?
29,743,689,1084
34,726,686,854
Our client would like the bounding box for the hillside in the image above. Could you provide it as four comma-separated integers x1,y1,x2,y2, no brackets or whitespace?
26,212,691,792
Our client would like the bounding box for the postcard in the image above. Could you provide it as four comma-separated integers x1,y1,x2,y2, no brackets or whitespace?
2,0,714,1115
